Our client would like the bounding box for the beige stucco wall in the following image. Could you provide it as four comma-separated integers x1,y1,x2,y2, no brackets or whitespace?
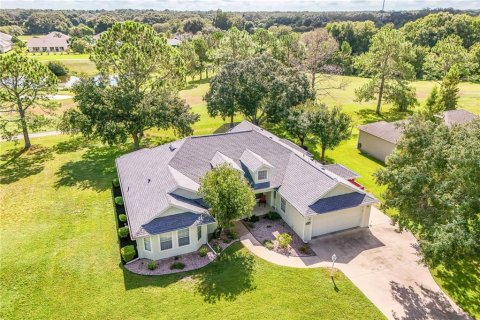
137,224,208,260
358,131,397,162
274,192,308,242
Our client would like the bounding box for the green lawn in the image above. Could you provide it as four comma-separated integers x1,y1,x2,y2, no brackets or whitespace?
0,135,384,320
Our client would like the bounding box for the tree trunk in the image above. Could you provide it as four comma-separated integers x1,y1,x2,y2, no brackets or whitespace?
132,133,141,150
199,71,203,80
230,114,234,128
376,75,385,115
18,103,31,150
311,71,316,91
206,68,209,79
321,146,326,163
300,137,305,147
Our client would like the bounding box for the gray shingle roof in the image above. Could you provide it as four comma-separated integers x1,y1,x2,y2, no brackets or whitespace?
116,121,377,239
442,110,478,127
141,212,214,235
323,164,360,180
307,192,376,215
358,121,403,144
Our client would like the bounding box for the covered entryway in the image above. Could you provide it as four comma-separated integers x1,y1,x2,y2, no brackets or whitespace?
311,206,367,237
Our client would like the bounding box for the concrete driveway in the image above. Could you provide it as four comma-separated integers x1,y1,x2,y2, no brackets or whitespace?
308,207,470,320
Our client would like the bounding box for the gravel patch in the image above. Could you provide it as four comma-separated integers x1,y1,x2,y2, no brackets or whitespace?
243,217,315,257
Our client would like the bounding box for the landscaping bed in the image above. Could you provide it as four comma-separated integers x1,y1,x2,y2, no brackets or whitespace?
243,214,315,257
125,246,217,275
111,179,138,264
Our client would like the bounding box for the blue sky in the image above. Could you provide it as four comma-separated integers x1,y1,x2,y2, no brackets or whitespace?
2,0,479,11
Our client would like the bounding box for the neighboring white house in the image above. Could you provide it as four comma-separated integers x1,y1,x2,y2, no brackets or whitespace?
358,110,479,162
27,32,70,52
116,121,377,260
0,32,13,53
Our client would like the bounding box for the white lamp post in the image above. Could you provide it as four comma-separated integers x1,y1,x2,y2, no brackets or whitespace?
330,253,337,278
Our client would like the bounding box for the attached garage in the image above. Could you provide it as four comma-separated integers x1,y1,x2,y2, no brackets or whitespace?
311,206,370,238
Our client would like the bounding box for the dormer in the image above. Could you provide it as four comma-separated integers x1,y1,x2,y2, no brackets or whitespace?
210,151,242,171
240,149,273,184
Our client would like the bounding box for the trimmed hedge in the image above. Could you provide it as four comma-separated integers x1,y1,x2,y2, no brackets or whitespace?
266,211,281,220
118,214,127,222
112,178,120,188
118,226,129,238
114,196,124,206
121,245,136,263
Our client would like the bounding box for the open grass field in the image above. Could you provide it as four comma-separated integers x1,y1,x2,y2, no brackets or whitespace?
0,134,384,320
1,73,479,319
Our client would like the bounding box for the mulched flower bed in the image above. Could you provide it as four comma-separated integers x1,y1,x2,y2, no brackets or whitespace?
125,247,217,275
243,216,315,257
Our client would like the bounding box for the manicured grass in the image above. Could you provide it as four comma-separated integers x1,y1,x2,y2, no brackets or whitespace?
0,135,384,319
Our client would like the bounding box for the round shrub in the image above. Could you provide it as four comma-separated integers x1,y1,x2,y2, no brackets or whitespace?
198,246,208,257
47,61,69,77
112,178,120,188
170,262,185,270
114,196,124,206
263,240,274,250
118,226,129,239
118,214,127,222
147,260,157,270
277,233,293,249
121,245,136,263
212,244,222,253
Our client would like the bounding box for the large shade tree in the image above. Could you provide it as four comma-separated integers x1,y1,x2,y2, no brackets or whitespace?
198,163,255,232
375,116,480,266
61,21,199,149
309,104,352,162
354,25,416,114
0,53,58,149
206,54,314,126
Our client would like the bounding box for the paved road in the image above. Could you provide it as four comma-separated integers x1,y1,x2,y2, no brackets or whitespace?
0,131,62,142
309,208,470,320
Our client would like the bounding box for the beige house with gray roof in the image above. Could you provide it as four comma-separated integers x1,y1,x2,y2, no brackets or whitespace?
27,32,70,53
358,110,478,162
116,121,377,260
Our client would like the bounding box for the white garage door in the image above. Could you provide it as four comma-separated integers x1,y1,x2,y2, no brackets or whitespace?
311,207,363,237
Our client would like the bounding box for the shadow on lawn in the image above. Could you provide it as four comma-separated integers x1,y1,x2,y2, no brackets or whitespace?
433,259,480,317
121,243,256,303
55,144,126,191
0,145,53,184
390,281,471,320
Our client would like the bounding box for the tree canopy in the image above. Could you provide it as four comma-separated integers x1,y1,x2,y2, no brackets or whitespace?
355,25,417,114
0,53,58,149
198,163,255,231
206,54,314,126
375,116,480,266
61,21,199,149
309,104,352,162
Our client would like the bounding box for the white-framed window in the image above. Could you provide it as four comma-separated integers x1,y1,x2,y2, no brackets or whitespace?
257,170,268,181
178,228,190,247
280,197,286,213
160,232,173,250
197,225,202,240
144,237,151,251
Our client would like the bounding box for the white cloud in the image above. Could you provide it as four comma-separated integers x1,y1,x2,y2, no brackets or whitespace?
2,0,479,11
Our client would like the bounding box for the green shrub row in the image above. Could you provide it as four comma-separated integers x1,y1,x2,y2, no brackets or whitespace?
263,239,274,250
112,178,120,188
114,196,124,206
118,226,129,238
147,260,157,270
198,246,208,257
118,214,127,222
266,211,281,220
170,262,185,270
277,233,293,249
121,245,136,263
